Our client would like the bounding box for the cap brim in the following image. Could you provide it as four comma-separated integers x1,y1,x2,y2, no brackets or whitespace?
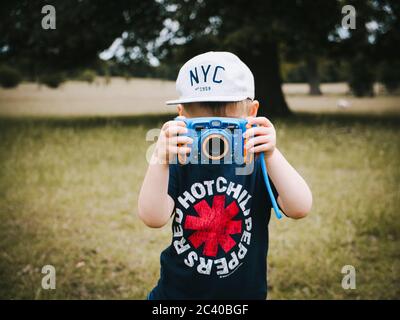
166,95,251,105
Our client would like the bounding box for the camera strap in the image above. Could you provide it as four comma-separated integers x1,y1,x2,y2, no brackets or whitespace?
260,152,283,219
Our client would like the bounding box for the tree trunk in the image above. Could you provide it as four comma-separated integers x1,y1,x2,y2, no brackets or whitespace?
305,56,322,96
244,41,291,118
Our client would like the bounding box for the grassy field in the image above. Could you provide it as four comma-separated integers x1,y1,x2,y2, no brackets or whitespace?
0,80,399,299
1,79,399,117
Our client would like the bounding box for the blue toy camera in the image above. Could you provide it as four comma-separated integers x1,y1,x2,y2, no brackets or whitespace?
176,117,252,165
174,116,283,219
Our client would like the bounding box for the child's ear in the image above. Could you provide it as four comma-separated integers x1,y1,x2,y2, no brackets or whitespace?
249,100,259,117
177,104,183,116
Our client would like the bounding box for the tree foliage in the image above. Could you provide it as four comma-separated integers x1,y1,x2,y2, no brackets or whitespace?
0,65,22,88
0,0,164,75
0,0,398,113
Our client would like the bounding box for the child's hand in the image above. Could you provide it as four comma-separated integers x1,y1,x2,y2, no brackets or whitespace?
155,117,193,164
244,117,276,158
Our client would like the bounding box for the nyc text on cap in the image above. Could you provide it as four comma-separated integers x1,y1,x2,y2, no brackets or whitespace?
166,51,255,105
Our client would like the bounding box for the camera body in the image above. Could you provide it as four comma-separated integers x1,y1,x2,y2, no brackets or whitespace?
177,117,252,165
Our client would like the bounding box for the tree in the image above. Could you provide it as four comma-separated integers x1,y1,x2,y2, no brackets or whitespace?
1,0,397,110
330,0,399,96
281,1,342,96
160,0,292,117
335,0,377,96
160,0,345,115
0,0,164,80
372,0,400,93
0,65,22,88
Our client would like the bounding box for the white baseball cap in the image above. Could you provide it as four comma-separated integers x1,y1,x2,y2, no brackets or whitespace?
166,51,254,105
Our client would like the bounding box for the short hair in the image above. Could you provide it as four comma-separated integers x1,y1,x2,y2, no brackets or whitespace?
182,99,253,117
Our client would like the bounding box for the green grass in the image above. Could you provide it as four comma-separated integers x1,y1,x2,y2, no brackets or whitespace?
0,114,399,299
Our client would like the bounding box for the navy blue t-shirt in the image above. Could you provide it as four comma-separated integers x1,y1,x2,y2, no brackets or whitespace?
150,155,278,300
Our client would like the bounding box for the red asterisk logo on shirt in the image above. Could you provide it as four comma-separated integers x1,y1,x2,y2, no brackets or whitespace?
184,195,242,257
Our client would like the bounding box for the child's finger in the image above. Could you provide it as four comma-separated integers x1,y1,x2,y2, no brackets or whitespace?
256,117,273,127
245,135,271,149
245,116,255,128
168,136,193,145
168,145,191,155
164,125,188,137
244,126,273,138
162,120,186,130
246,116,273,127
177,146,191,155
248,143,273,154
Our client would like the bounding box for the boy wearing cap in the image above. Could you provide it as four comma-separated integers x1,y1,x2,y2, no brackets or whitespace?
138,52,312,299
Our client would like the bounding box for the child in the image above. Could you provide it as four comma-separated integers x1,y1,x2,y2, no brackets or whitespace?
138,52,312,299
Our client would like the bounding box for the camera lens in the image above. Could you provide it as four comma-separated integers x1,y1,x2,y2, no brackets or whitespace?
208,137,225,156
202,134,229,160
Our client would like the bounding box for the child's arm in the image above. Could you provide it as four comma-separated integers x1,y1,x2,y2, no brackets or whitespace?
138,119,193,227
245,117,312,219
